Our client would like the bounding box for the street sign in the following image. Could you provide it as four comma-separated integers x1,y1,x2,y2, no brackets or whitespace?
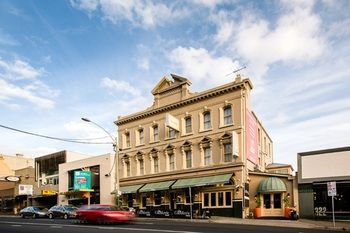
5,176,20,182
327,181,337,196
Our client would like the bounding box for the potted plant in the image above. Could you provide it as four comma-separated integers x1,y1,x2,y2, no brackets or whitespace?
283,194,291,219
254,195,262,218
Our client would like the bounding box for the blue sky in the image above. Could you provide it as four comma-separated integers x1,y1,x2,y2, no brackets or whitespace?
0,0,349,169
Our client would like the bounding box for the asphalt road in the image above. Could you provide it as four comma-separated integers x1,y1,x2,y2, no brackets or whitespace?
0,216,340,233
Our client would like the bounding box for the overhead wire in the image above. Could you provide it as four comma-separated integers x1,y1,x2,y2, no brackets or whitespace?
0,123,113,145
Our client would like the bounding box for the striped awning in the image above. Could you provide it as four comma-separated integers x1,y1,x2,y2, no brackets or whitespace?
257,177,287,193
139,180,176,192
118,184,144,194
172,173,233,189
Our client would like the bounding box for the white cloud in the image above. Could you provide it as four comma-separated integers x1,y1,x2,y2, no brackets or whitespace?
0,58,43,80
71,0,188,28
212,1,325,82
0,79,56,109
0,58,58,109
272,109,350,168
169,46,241,90
191,0,226,8
100,77,141,96
64,121,114,143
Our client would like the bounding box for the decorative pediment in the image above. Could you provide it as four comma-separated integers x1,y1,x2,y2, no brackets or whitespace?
220,132,232,139
151,74,191,95
151,77,173,95
182,140,192,146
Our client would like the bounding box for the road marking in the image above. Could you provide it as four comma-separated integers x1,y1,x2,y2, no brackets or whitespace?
0,221,201,233
50,225,63,228
134,222,154,225
11,225,22,227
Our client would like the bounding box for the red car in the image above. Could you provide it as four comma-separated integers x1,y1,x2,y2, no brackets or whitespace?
76,204,135,224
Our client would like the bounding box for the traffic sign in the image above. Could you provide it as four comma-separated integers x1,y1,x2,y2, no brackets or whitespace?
327,181,337,196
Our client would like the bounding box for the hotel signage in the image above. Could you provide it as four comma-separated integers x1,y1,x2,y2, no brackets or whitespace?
246,109,258,164
165,113,179,131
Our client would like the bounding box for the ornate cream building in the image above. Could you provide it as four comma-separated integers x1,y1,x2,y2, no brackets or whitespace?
115,74,295,218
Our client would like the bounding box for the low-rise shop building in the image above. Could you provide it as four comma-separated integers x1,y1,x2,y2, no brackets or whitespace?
0,154,34,213
32,150,89,208
58,153,115,206
298,147,350,220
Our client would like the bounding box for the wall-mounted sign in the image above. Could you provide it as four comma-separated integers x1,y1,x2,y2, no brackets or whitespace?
42,190,57,195
74,170,91,190
5,176,20,182
232,131,239,157
245,109,258,164
19,184,33,195
165,113,179,131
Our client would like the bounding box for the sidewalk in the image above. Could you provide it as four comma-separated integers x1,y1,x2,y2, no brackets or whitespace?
138,216,350,231
208,216,350,231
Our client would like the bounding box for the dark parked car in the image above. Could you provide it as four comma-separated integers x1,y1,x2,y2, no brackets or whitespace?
48,205,78,219
76,204,135,224
19,206,48,218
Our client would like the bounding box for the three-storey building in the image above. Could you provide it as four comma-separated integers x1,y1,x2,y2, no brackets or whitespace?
115,74,289,218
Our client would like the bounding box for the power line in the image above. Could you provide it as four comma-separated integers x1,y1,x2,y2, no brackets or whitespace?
0,123,113,145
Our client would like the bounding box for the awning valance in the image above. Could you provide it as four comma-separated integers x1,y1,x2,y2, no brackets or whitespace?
139,180,176,192
114,184,144,194
172,173,233,189
257,177,287,193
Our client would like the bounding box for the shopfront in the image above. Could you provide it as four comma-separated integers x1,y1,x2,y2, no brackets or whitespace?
121,173,239,218
313,181,350,219
58,154,114,206
298,147,350,220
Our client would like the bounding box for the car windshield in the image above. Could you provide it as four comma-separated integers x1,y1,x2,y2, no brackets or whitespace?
33,207,47,211
81,205,121,211
64,206,78,211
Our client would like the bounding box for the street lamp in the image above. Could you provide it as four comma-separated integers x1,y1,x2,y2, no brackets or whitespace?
81,117,120,206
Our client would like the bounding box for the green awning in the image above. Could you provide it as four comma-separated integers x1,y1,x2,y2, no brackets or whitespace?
172,173,233,189
139,180,176,192
118,184,144,194
257,177,287,193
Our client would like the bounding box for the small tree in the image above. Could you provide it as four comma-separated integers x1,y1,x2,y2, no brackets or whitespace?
283,194,290,207
255,195,262,208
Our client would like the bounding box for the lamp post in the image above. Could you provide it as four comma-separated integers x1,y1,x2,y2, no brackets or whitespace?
81,117,120,207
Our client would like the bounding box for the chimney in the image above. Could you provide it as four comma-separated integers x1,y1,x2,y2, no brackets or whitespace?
235,74,242,82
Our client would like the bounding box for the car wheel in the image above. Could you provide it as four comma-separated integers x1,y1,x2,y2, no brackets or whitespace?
49,213,53,219
32,213,36,219
63,214,68,219
20,213,24,218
